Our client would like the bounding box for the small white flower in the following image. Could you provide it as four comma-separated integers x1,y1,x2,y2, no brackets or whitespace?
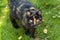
2,16,5,18
52,16,56,18
43,28,47,34
45,12,48,14
5,6,8,9
58,12,60,14
18,36,22,40
55,14,57,16
57,16,60,18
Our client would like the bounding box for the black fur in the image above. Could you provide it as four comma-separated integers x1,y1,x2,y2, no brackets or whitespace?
8,0,42,38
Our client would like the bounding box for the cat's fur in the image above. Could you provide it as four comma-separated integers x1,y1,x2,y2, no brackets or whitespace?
8,0,42,38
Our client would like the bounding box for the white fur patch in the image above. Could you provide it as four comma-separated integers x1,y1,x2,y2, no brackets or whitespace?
26,11,30,16
30,7,35,9
30,20,33,22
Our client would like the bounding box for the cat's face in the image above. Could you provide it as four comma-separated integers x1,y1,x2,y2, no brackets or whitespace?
24,7,42,27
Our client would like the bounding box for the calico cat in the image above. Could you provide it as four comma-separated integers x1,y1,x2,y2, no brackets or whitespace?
8,0,42,38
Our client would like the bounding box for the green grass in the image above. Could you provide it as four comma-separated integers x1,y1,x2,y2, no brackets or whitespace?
0,0,60,40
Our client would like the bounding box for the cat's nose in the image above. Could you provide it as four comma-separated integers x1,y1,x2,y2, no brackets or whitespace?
33,16,37,25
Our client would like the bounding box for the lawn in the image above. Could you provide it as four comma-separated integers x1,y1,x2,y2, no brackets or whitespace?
0,0,60,40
